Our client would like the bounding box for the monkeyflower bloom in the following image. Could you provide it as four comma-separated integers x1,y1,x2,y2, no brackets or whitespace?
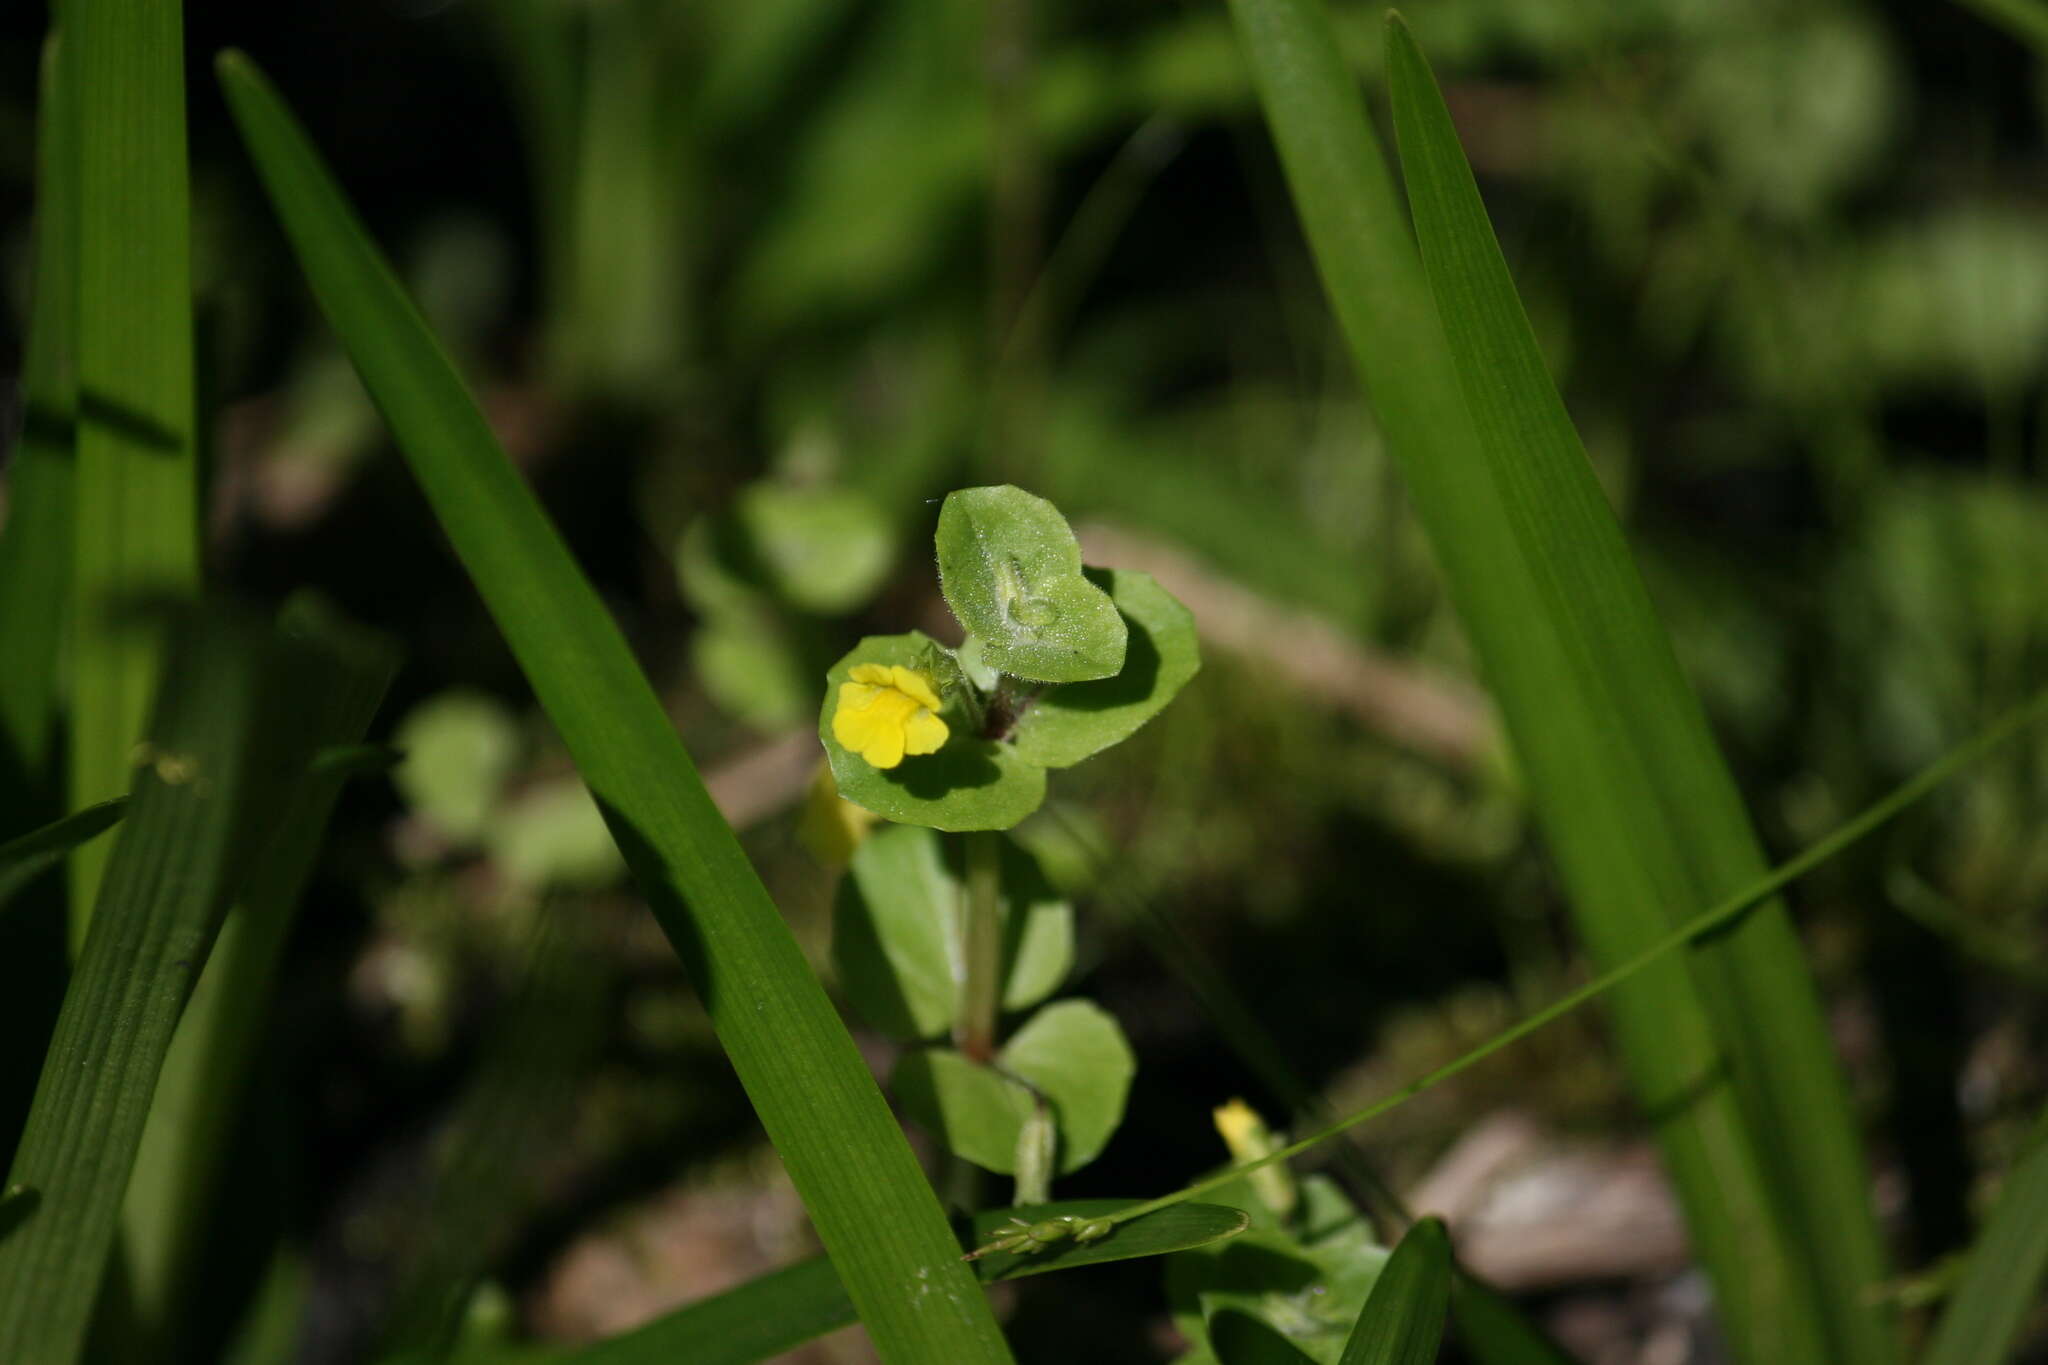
832,664,950,769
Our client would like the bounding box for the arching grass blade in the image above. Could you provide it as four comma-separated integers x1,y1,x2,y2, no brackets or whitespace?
215,52,1013,1365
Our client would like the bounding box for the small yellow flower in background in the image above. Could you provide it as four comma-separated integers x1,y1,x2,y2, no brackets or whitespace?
832,664,950,769
1212,1097,1298,1218
1212,1098,1263,1157
798,761,879,863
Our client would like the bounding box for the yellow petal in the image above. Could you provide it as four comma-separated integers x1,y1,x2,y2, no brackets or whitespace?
886,666,944,711
832,683,887,751
831,665,951,770
859,719,908,767
901,708,949,757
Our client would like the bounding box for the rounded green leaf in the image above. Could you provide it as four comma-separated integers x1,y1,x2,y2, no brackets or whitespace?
677,483,895,619
692,611,813,732
820,633,1046,831
737,483,895,615
483,778,625,890
392,690,520,843
893,999,1135,1175
892,1050,1034,1174
1167,1177,1392,1365
1009,568,1201,768
673,513,768,616
834,824,1074,1040
936,486,1127,683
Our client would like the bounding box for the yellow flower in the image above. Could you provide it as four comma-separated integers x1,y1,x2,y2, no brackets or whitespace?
798,760,879,863
1212,1097,1298,1218
832,663,950,769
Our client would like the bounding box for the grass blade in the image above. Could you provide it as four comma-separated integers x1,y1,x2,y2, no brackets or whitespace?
1209,1311,1318,1363
1339,1217,1450,1365
119,599,398,1352
0,30,86,1173
0,610,371,1364
1922,1108,2048,1365
1449,1272,1578,1365
0,801,126,911
1219,0,1896,1353
1953,0,2048,53
0,35,78,817
1108,687,2048,1236
66,0,200,941
1381,19,1889,1361
214,52,1013,1365
959,1201,1249,1281
433,1201,1246,1365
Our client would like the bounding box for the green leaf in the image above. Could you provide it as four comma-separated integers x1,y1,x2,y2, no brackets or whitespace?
1210,1311,1319,1365
1338,1218,1450,1365
1171,1176,1393,1365
674,513,768,616
834,823,1072,1040
443,1202,1249,1365
691,612,813,732
0,610,371,1363
677,483,895,621
483,779,626,890
218,53,1014,1365
1938,0,2048,63
1008,568,1201,768
121,596,398,1352
822,632,1047,831
0,801,126,911
1449,1273,1579,1365
68,0,201,940
1171,1216,1391,1365
0,1187,37,1247
997,1001,1137,1170
962,1200,1251,1281
893,1048,1033,1173
1380,18,1888,1365
895,1000,1136,1175
1922,1108,2048,1365
936,486,1127,683
736,482,895,615
0,37,76,815
393,690,521,843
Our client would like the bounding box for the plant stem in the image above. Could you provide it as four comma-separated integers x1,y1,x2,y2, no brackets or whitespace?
1012,1093,1054,1206
957,831,1003,1063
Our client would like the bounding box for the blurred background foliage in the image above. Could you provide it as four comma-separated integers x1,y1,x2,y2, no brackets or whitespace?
4,0,2048,1360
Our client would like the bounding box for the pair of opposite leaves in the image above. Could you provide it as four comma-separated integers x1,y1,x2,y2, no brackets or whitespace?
821,486,1200,832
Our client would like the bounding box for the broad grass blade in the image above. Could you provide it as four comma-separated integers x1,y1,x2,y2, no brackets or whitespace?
1922,1108,2048,1365
66,0,201,938
119,599,398,1352
1380,21,1890,1362
0,37,85,1144
0,36,78,818
1225,0,1891,1358
0,610,381,1364
1340,1218,1450,1365
215,52,1013,1365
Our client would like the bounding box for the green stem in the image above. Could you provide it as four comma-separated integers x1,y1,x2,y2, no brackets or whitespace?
957,831,1003,1063
1012,1094,1054,1207
1105,685,2048,1229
